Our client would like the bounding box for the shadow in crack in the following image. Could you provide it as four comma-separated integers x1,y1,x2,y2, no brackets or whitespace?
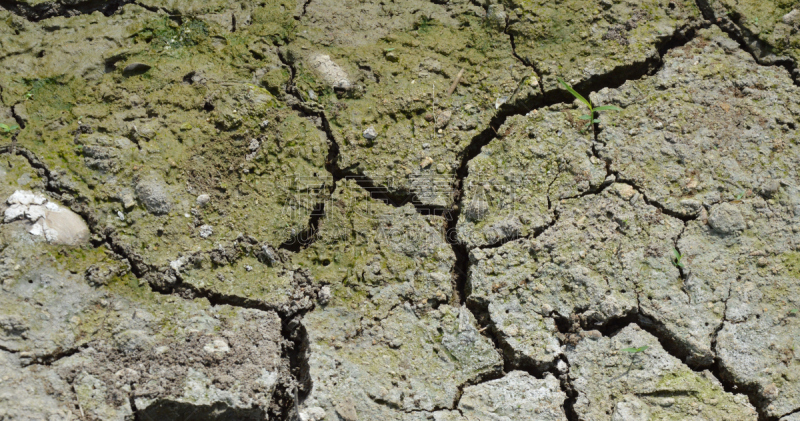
135,401,266,421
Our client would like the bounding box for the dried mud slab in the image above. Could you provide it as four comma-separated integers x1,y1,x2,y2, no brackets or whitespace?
434,371,567,421
595,26,800,217
2,0,800,419
592,26,800,417
0,219,284,421
504,0,703,93
290,0,540,206
567,324,757,420
702,196,800,418
458,108,606,248
296,181,502,419
696,0,800,81
468,185,683,370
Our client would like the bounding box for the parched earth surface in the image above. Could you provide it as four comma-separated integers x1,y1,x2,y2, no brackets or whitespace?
0,0,799,420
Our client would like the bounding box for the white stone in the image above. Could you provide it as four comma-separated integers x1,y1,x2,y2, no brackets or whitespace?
3,190,89,245
363,127,378,140
203,339,230,354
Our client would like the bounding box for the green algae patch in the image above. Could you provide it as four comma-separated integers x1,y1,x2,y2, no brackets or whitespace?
290,0,539,206
291,179,452,319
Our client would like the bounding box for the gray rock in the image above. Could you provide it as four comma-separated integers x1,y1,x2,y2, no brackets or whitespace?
567,324,757,420
485,4,508,29
198,224,213,238
121,62,151,77
708,202,746,234
362,126,377,140
308,54,351,90
195,194,211,207
135,174,172,215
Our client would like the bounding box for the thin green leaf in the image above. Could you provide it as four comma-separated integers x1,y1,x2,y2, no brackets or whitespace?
592,119,600,123
578,115,592,120
622,346,649,353
672,248,684,268
790,309,799,314
558,78,591,109
593,105,622,112
0,124,8,131
384,48,395,52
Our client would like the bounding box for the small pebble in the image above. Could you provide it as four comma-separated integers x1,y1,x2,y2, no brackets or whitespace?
199,225,213,238
196,194,211,207
363,127,378,140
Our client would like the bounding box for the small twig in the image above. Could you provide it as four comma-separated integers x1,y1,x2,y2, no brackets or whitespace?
447,68,465,96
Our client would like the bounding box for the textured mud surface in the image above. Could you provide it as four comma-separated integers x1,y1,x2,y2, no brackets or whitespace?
0,0,799,420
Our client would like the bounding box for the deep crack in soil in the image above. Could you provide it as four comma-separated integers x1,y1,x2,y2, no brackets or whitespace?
0,0,137,21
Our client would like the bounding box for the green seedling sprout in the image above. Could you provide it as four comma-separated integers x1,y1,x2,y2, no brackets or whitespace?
672,248,684,268
735,190,746,200
0,123,19,135
790,309,799,314
414,15,435,33
558,78,621,134
622,345,649,354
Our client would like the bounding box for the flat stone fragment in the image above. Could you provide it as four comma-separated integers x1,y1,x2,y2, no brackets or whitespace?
595,26,800,217
505,0,702,94
567,324,758,420
3,190,90,245
456,371,567,421
458,108,606,248
697,0,800,81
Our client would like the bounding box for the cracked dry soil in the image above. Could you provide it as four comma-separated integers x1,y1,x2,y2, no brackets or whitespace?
0,0,799,420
